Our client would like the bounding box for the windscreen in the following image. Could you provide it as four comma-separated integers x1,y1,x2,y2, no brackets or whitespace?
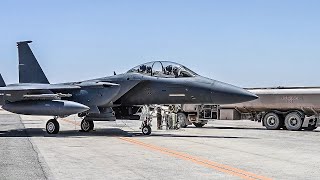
127,61,198,78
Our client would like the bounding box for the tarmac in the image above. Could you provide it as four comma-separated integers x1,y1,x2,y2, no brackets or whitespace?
1,109,320,180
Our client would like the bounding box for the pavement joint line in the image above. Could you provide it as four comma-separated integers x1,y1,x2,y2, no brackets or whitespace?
119,137,272,180
18,115,55,180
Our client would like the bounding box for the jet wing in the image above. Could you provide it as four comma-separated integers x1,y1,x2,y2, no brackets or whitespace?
0,84,81,92
0,81,121,93
73,81,120,88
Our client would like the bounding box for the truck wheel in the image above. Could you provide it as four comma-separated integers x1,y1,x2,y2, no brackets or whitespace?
263,112,282,130
177,112,188,128
193,123,205,128
285,112,303,131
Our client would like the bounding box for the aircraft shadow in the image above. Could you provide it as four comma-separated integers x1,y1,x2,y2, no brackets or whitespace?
0,128,132,138
0,128,258,139
146,133,258,139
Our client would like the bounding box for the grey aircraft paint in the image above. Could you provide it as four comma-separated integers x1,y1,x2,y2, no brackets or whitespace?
0,41,258,134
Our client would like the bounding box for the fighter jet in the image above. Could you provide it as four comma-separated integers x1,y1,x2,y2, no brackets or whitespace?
0,41,258,135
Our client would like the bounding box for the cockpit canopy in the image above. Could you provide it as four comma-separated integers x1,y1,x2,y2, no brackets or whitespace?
127,61,198,78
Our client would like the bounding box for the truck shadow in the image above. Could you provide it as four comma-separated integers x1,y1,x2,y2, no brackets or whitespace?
186,126,319,132
187,126,268,131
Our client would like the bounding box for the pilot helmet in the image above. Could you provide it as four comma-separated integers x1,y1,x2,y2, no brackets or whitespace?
140,65,147,72
173,66,179,76
166,65,173,73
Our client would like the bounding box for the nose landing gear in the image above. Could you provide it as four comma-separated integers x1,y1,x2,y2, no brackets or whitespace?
142,125,152,135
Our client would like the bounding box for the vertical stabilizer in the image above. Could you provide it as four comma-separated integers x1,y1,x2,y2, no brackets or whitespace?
17,41,49,84
0,74,5,87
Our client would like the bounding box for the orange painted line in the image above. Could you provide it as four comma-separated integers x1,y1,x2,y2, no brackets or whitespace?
60,118,80,126
60,119,271,180
119,137,271,180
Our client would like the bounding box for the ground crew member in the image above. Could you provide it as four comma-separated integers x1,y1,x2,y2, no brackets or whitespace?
156,107,162,130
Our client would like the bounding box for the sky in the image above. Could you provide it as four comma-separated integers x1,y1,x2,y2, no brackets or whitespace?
0,0,319,87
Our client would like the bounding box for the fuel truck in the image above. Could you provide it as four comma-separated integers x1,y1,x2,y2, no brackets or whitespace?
177,87,320,131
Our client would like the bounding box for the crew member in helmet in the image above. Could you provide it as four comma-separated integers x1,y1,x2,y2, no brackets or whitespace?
173,66,179,77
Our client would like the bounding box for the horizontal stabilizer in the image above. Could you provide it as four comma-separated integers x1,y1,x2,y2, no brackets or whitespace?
17,41,50,84
0,74,5,87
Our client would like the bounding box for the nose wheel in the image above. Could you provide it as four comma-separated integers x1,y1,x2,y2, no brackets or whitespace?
81,119,94,132
142,125,152,135
141,117,152,135
46,119,60,134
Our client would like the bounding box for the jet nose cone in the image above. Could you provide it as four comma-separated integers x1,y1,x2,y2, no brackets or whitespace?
212,81,258,104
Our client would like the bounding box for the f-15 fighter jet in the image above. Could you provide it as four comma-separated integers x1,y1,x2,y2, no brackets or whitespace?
0,41,258,135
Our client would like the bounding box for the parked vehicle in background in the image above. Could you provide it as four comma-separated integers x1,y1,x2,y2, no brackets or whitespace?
177,87,320,131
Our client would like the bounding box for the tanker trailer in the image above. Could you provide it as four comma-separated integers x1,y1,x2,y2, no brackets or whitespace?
220,87,320,131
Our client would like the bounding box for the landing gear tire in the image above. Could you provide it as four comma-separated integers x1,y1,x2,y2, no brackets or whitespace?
142,125,152,135
193,123,205,128
81,120,94,132
285,112,303,131
177,112,188,128
46,119,60,134
89,121,94,130
263,112,282,130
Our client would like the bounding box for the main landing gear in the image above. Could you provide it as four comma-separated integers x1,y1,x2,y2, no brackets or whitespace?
46,118,60,134
80,119,94,132
45,118,95,134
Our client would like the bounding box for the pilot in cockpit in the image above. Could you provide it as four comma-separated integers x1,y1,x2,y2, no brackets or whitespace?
165,65,173,75
173,66,179,77
139,65,147,73
146,66,152,74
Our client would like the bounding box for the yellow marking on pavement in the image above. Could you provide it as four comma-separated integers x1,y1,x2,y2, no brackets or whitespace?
119,137,271,180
